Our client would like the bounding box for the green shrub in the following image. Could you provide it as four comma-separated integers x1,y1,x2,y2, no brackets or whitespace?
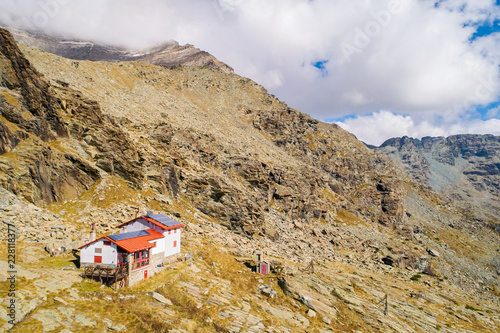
410,274,421,281
465,304,480,311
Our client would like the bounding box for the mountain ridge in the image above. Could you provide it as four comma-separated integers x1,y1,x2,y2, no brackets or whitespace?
3,26,234,73
376,134,500,231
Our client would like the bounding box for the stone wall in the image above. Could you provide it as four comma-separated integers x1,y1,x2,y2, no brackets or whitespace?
128,251,167,286
150,251,164,275
127,251,182,286
128,265,150,286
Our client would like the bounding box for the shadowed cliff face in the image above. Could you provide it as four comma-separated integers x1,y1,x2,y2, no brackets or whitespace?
0,28,143,205
378,135,500,229
1,27,94,204
0,27,67,142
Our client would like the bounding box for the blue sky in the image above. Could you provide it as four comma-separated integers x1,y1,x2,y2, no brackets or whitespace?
470,19,500,40
465,11,500,121
313,60,329,77
1,0,500,145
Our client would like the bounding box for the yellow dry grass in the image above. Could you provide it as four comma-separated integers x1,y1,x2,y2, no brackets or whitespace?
336,208,370,227
0,90,21,108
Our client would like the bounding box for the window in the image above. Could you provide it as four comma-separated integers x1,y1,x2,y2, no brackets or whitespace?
132,249,150,270
94,256,102,263
118,252,128,266
174,228,177,233
173,240,177,247
168,230,171,235
95,248,102,253
103,241,111,246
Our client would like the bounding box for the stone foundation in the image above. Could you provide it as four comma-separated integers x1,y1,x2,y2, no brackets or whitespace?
127,251,181,286
129,265,150,286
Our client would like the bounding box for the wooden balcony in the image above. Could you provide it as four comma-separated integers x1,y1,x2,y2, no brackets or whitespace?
83,263,129,289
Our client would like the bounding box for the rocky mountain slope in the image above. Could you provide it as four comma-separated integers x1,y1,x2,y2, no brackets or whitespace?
1,27,500,332
2,27,405,233
377,135,500,231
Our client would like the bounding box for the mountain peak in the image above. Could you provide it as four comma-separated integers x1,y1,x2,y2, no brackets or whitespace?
4,26,234,73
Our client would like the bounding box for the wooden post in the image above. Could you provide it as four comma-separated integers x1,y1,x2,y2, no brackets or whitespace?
304,260,314,273
384,294,388,316
376,293,389,315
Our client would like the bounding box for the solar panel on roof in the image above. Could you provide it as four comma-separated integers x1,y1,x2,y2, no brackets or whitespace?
149,214,180,227
108,230,150,241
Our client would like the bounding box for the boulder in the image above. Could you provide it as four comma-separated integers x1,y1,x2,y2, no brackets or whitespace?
151,292,173,306
426,248,440,257
258,284,277,298
416,256,430,272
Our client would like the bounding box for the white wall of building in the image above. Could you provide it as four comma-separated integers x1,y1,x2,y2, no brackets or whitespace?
150,237,166,256
81,239,118,265
162,228,181,257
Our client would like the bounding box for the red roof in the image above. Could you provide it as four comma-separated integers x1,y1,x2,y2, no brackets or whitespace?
114,237,153,253
114,228,164,253
142,228,165,240
79,229,165,253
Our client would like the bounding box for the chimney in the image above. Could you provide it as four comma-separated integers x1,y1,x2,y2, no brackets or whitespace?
255,250,263,264
89,223,96,242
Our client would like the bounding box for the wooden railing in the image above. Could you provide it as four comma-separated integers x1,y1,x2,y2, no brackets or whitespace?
83,263,129,289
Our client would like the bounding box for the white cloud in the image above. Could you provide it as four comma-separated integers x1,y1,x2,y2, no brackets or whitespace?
486,106,500,118
1,0,499,143
337,110,500,146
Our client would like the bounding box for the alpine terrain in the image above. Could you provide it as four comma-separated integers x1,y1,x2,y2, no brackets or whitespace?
0,27,499,332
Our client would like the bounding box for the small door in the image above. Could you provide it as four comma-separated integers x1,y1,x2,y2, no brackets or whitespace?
144,270,148,279
94,256,102,263
261,263,267,275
